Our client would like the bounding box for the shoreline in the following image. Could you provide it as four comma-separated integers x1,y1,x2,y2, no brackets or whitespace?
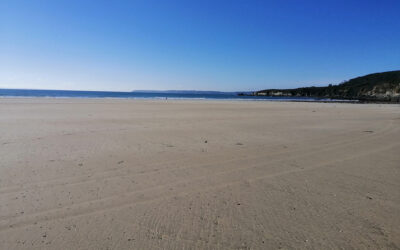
3,96,400,105
0,95,362,103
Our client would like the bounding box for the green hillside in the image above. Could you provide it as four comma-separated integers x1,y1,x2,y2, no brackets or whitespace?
254,71,400,102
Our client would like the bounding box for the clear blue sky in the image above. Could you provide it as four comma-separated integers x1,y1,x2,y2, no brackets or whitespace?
1,0,399,91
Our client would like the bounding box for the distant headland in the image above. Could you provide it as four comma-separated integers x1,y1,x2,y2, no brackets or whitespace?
240,70,400,102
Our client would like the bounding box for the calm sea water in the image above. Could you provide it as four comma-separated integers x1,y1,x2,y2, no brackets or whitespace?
0,89,345,102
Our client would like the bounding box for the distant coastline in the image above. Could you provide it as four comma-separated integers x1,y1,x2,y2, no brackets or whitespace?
2,71,398,103
240,70,400,103
0,89,351,102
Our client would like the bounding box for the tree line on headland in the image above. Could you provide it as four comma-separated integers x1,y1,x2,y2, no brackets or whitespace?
240,70,400,102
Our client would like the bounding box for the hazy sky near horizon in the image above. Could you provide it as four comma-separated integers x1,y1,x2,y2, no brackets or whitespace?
1,0,399,91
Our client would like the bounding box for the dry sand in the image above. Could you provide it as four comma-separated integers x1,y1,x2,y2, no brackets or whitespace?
0,98,399,249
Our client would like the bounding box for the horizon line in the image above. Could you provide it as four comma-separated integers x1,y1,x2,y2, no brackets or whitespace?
0,87,249,93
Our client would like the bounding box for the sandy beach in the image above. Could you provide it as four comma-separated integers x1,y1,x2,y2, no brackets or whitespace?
0,98,399,249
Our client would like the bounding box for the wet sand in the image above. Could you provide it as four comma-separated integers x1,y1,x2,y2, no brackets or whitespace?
0,98,399,249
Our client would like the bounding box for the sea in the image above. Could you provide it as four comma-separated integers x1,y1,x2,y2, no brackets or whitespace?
0,89,349,102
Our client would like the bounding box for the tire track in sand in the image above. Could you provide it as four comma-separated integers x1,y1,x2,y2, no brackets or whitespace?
0,118,395,197
0,124,398,232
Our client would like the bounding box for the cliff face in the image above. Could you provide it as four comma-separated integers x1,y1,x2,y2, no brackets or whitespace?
254,71,400,102
364,82,400,99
